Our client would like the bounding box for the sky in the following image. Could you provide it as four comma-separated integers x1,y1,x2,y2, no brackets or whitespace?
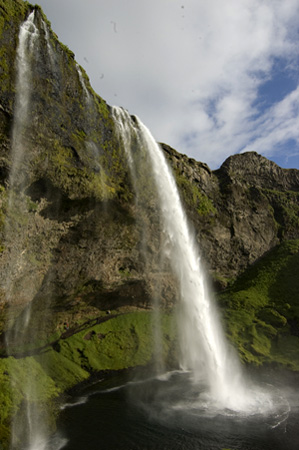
37,0,299,170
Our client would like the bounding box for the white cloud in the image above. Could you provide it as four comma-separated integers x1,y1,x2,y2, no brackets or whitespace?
241,87,299,155
38,0,299,168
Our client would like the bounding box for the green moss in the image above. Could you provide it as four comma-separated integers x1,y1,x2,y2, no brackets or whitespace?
0,0,32,103
5,311,176,396
0,355,60,448
34,350,90,392
0,311,177,447
26,196,38,212
0,0,29,26
218,240,299,369
45,312,175,375
45,143,98,199
0,46,9,80
38,130,127,201
8,357,60,401
263,189,299,234
175,171,216,216
72,129,87,142
95,95,110,120
0,16,4,39
0,363,14,430
118,267,131,278
258,308,287,328
271,334,299,370
0,0,130,204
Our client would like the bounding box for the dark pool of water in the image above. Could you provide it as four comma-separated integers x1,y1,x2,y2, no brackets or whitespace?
50,371,299,450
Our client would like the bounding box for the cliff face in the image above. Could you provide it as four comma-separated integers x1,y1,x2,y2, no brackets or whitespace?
0,1,180,348
163,145,299,286
0,0,299,338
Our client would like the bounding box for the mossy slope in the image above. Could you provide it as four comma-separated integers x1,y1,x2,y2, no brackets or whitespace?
0,310,176,448
218,239,299,369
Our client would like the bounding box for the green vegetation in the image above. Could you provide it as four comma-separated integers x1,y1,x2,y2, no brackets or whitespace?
0,0,132,206
264,189,299,235
0,0,29,38
218,239,299,369
0,310,176,447
0,0,31,106
175,171,216,217
0,185,7,251
41,141,115,201
35,312,176,386
0,355,60,449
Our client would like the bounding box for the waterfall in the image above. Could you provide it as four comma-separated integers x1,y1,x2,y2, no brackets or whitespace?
112,107,249,410
41,20,55,66
5,11,50,450
9,11,38,193
112,107,168,373
76,64,92,105
75,64,108,201
6,10,39,334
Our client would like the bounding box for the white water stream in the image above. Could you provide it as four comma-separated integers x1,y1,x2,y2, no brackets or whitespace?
6,11,50,450
6,9,38,337
112,107,253,411
9,11,38,192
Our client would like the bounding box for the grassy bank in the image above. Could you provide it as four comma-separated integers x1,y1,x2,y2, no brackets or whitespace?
218,239,299,369
0,310,176,448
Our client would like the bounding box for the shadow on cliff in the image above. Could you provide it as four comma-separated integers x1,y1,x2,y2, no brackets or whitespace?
4,184,152,353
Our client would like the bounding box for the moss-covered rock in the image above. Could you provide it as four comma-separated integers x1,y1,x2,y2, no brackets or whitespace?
218,239,299,369
0,0,31,110
35,311,176,381
0,354,60,449
0,310,177,448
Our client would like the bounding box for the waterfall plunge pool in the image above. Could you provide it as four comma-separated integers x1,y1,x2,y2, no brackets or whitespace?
48,370,299,450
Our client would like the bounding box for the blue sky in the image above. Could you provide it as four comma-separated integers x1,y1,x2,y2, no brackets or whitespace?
37,0,299,170
257,58,298,107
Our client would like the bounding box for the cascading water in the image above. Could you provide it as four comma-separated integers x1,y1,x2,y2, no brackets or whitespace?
5,11,50,450
76,64,92,106
41,20,55,66
112,107,251,410
112,107,168,374
75,64,108,200
9,11,38,193
5,9,39,342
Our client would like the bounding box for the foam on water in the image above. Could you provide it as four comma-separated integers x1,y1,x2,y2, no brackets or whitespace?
130,371,291,432
60,397,88,411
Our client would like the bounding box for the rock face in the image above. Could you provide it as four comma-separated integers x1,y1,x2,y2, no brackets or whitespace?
163,144,299,286
0,1,299,339
0,1,178,344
